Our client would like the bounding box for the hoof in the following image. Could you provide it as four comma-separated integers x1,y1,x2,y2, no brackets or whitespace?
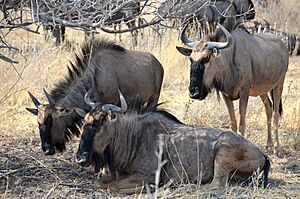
266,144,274,154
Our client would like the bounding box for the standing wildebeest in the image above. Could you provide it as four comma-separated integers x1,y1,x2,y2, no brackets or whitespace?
104,1,141,45
76,90,270,194
26,39,164,155
176,22,289,153
164,0,255,39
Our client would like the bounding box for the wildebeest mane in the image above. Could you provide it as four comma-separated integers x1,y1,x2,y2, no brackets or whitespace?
50,39,125,101
64,115,82,142
118,95,183,124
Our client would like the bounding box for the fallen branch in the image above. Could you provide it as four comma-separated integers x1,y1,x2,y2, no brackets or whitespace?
0,54,19,64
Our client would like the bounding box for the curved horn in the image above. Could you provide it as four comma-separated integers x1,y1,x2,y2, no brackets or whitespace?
180,23,199,48
207,23,233,50
28,91,41,108
101,104,122,113
101,89,128,113
43,88,55,107
118,89,128,113
84,88,100,109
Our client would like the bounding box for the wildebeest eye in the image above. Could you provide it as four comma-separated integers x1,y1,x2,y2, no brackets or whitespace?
202,56,210,64
91,118,101,127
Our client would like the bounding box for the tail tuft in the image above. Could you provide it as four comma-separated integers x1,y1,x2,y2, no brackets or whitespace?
270,90,283,116
262,155,271,188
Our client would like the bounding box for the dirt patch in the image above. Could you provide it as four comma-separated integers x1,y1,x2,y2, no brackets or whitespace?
0,136,127,198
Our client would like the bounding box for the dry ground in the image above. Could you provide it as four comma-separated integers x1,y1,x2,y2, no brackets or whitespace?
1,5,300,198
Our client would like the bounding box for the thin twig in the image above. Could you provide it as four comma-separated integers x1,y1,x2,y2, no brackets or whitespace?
154,134,167,199
0,166,37,178
43,182,62,199
28,154,60,181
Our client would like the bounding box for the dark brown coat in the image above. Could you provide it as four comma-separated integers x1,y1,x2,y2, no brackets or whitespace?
76,96,270,194
176,22,289,153
26,39,164,155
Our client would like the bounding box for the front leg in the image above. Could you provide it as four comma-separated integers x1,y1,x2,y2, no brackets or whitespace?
238,87,250,137
108,174,154,194
222,94,237,132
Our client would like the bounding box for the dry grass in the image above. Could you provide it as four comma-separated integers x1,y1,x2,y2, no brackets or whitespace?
1,1,300,197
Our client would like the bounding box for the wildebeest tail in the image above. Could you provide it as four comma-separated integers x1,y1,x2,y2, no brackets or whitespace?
262,155,271,188
269,90,283,116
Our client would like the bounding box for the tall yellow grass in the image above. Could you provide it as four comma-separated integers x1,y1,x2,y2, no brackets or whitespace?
0,23,299,151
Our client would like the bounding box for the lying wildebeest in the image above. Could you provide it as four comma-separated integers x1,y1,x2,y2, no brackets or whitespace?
176,22,289,153
26,39,164,155
76,90,270,194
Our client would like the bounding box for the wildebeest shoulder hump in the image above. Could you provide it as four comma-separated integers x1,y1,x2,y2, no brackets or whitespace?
120,95,183,124
50,39,126,101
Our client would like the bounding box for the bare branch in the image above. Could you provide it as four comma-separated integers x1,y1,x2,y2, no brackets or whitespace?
0,54,18,63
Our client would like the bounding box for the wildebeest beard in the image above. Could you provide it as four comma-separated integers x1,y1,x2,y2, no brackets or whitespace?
92,146,115,174
189,61,210,100
77,125,115,173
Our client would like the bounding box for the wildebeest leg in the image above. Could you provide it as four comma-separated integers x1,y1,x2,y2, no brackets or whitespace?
222,94,237,132
292,39,300,56
211,137,266,188
114,25,118,41
108,174,153,194
118,25,122,42
210,144,232,188
260,94,273,152
126,20,138,46
238,89,250,136
272,78,285,153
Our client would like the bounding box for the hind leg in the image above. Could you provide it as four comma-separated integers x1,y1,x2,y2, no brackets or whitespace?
272,78,285,153
211,138,266,188
222,94,237,132
260,94,273,152
210,145,233,188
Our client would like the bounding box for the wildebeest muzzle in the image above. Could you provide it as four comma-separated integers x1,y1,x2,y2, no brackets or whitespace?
42,143,55,155
39,118,56,155
76,124,95,166
189,62,208,100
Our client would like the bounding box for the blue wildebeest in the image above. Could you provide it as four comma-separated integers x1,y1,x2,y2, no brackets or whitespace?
254,20,299,56
176,22,289,153
76,90,270,194
26,39,164,155
161,0,255,40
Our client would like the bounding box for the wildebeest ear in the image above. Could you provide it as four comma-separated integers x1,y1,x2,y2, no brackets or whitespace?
212,48,220,57
57,107,74,117
176,46,192,56
108,111,117,123
26,108,38,116
74,107,87,118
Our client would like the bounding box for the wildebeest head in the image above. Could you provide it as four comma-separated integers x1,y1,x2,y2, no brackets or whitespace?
76,88,127,168
26,89,84,155
176,23,233,100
